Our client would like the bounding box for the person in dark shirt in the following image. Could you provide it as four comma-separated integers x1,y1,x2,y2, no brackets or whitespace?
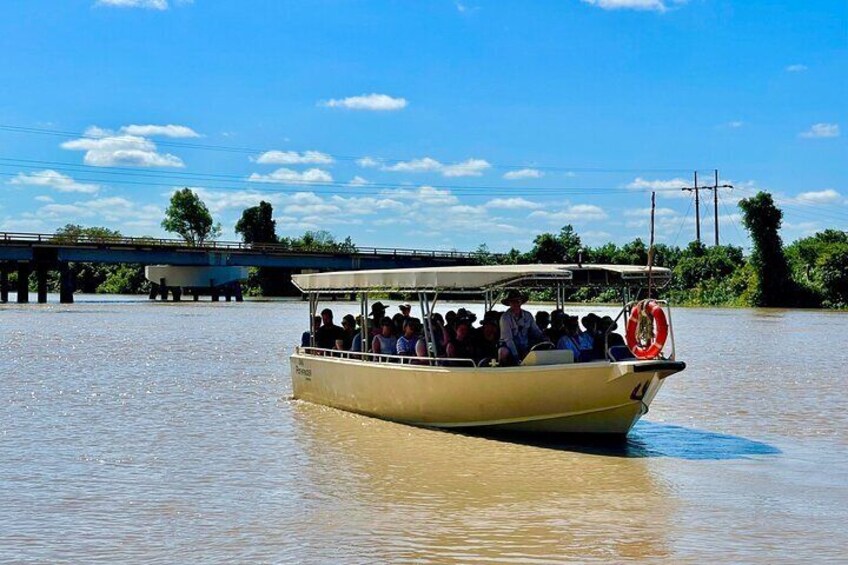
315,308,344,350
301,316,321,348
474,317,501,365
340,314,357,350
446,319,475,365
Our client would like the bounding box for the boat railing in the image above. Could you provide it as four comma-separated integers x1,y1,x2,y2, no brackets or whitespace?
298,346,478,367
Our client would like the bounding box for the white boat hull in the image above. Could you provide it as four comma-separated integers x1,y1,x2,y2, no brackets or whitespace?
290,352,684,436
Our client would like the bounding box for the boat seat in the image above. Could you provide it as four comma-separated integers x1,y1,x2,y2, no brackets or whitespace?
608,345,636,361
521,349,574,366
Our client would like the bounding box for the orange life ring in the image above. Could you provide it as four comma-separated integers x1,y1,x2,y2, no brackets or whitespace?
625,300,669,360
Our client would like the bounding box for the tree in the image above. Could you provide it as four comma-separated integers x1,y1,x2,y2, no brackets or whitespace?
235,201,277,244
739,192,792,306
527,225,583,264
53,224,121,244
161,188,222,246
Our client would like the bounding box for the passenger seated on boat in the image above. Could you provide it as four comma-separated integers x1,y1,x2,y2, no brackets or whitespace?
498,290,545,366
556,315,583,359
546,309,566,343
340,314,357,350
316,308,345,350
579,313,600,352
372,317,399,356
428,313,447,356
456,308,477,326
369,302,387,336
392,313,406,336
535,310,550,333
397,318,421,356
446,319,475,364
474,317,500,364
593,316,627,360
301,316,321,348
444,310,458,343
350,314,367,352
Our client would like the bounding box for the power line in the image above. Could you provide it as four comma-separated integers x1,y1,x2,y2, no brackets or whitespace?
0,123,702,173
0,158,699,197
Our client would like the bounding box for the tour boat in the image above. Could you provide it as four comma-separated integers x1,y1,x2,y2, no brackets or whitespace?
290,264,685,436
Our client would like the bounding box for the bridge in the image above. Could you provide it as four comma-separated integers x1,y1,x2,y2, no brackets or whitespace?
0,232,481,304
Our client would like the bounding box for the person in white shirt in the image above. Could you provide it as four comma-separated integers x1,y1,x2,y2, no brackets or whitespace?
498,290,545,365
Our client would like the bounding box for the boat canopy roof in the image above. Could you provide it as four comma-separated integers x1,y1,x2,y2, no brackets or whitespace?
291,264,672,294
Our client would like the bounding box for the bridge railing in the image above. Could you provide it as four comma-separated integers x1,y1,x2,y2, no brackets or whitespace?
0,231,481,260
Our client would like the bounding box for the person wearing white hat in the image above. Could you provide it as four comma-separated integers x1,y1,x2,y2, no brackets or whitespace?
498,289,544,365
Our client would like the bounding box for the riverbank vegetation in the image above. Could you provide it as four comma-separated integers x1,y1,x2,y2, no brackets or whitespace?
21,189,846,309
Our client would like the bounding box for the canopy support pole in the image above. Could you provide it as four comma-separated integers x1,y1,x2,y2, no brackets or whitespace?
308,293,318,347
359,292,368,352
418,291,435,361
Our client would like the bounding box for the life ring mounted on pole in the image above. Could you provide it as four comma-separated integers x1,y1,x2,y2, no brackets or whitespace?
625,299,669,360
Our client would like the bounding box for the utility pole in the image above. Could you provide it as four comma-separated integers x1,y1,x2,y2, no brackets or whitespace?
699,169,733,246
682,171,701,243
713,169,719,246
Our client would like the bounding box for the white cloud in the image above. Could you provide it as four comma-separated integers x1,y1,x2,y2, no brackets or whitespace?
382,156,491,177
35,196,163,227
580,0,684,12
34,195,54,203
120,124,200,138
786,64,808,72
95,0,168,9
484,197,541,209
356,156,380,168
626,177,690,191
185,188,283,214
503,168,544,180
529,203,608,223
800,123,840,138
254,150,334,165
381,185,460,206
725,121,744,129
383,157,443,173
348,176,370,186
792,189,843,205
442,158,491,177
10,170,100,194
320,93,408,111
623,207,679,217
61,127,185,167
247,168,333,184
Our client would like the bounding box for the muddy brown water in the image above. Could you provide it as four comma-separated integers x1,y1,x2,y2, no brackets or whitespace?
1,296,846,563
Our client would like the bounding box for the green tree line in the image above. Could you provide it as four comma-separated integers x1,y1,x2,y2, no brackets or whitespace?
20,188,847,308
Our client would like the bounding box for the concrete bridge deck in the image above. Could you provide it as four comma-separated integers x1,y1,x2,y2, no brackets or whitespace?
0,231,480,303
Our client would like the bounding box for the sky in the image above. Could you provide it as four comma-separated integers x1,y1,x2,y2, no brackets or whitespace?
0,0,846,252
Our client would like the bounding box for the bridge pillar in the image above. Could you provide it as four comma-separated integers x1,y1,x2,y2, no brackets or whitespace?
172,287,182,302
0,263,8,303
36,264,48,304
159,278,168,301
16,262,30,303
193,290,199,302
234,282,243,302
209,278,219,302
59,262,74,304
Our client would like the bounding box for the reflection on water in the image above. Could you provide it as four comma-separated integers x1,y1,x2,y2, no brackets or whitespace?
290,400,675,562
1,298,846,562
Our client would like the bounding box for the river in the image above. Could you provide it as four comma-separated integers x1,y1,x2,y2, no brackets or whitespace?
1,296,846,563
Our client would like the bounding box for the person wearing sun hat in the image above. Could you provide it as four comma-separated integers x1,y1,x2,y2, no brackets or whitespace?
498,289,544,365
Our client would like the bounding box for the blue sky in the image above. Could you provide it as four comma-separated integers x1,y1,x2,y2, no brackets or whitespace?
0,0,845,251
